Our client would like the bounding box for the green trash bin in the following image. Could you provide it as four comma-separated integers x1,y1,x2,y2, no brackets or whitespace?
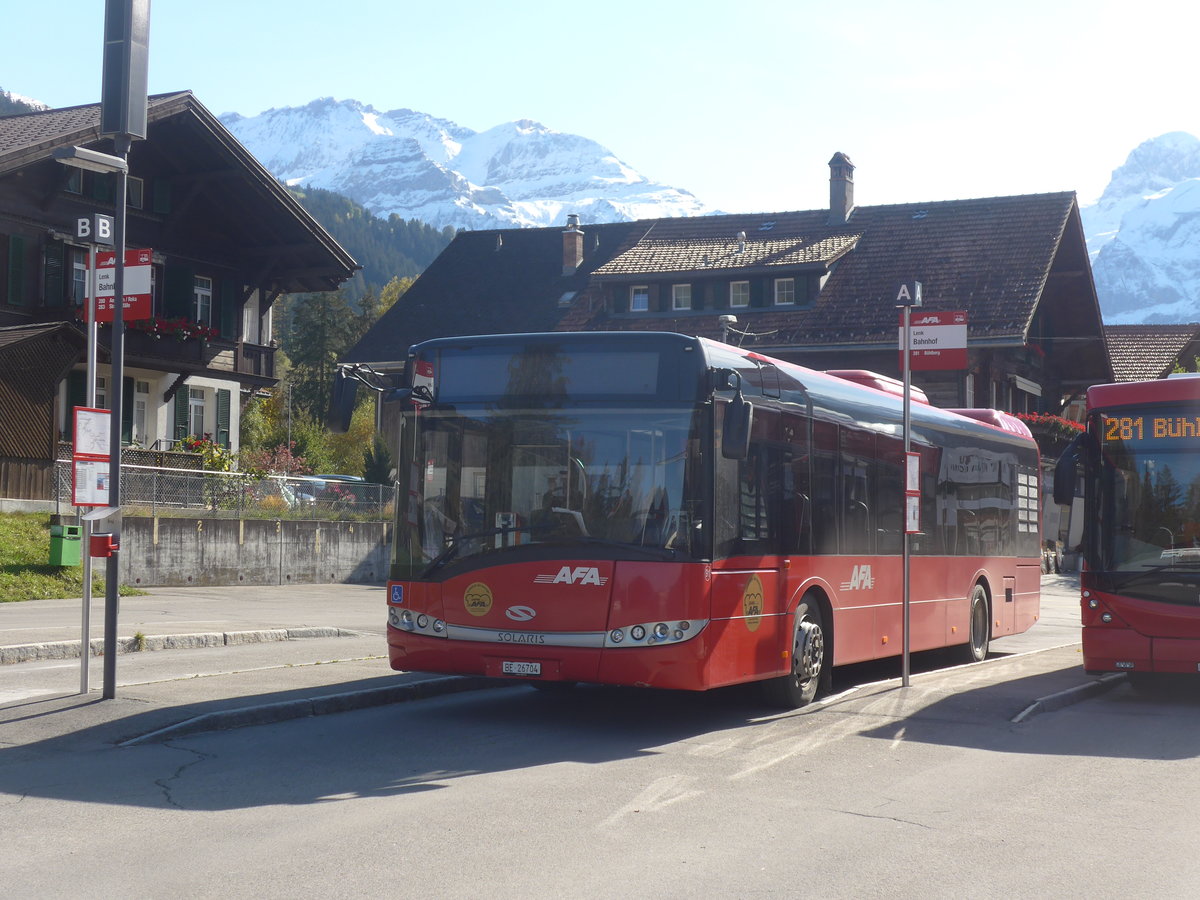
49,523,82,567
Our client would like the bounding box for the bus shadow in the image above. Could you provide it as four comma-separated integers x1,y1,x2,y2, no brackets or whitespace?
3,655,1194,813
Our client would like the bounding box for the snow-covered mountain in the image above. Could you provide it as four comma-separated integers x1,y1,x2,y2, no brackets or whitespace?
220,98,711,231
1082,132,1200,323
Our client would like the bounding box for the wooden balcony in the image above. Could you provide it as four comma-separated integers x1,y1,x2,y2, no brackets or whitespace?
121,330,276,381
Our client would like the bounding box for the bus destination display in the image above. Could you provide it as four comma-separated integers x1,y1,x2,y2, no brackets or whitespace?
1102,413,1200,443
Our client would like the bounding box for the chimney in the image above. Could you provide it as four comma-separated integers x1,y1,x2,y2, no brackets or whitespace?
562,213,584,275
828,152,855,225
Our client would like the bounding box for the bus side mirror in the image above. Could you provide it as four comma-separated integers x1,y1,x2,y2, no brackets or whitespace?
722,394,754,460
325,368,358,434
1053,432,1085,506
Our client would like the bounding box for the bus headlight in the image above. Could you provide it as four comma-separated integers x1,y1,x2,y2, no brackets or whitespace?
433,619,445,633
630,625,646,641
1101,613,1113,623
609,629,624,643
653,623,670,640
1088,598,1099,609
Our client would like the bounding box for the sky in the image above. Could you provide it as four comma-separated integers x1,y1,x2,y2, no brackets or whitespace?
5,0,1199,213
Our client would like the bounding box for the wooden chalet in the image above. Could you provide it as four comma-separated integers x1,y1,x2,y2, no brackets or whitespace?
0,91,358,499
348,153,1111,421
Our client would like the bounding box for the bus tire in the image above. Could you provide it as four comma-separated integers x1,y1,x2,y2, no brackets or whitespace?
962,584,990,663
761,595,827,709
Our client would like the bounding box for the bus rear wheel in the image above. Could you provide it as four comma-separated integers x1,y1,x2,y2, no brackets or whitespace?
962,584,990,663
762,596,826,709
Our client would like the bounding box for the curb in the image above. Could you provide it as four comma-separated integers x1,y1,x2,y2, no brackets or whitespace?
0,627,361,666
1010,673,1125,724
119,675,518,746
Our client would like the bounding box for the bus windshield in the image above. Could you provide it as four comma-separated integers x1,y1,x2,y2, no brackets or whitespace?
1096,406,1200,577
406,405,706,569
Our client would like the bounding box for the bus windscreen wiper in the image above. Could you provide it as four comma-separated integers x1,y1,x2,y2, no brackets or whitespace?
421,525,522,576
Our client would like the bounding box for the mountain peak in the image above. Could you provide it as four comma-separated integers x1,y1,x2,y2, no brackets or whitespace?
1082,130,1200,324
223,97,709,231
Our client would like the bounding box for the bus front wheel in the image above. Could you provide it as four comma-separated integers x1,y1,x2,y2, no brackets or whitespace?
963,584,990,663
762,596,827,709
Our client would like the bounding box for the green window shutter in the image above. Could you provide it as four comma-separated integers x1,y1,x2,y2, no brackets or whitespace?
174,389,189,441
216,389,231,448
44,239,65,307
64,370,87,440
164,264,193,319
121,377,134,444
152,178,171,215
219,280,237,339
7,235,26,305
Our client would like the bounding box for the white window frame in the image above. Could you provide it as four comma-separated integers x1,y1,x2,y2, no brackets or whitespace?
133,380,150,446
70,246,88,306
194,276,213,326
729,281,749,309
127,176,144,210
672,283,692,311
95,376,108,411
188,387,206,438
774,278,795,306
630,285,649,312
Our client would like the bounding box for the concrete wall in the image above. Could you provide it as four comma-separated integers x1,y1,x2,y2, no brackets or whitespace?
118,517,393,587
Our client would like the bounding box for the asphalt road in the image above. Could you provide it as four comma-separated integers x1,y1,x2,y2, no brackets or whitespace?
3,641,1196,898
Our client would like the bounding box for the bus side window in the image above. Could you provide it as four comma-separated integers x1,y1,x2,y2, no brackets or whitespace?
875,434,904,554
841,426,874,555
811,421,839,554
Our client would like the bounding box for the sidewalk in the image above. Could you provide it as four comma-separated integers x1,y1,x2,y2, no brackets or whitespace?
0,576,1101,751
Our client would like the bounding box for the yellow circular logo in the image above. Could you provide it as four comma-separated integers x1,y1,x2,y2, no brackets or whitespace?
464,582,493,617
742,574,764,632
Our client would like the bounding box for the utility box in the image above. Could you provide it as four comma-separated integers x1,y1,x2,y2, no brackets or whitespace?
49,523,83,567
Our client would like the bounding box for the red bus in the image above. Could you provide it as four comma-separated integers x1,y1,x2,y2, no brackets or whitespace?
370,332,1041,707
1054,375,1200,682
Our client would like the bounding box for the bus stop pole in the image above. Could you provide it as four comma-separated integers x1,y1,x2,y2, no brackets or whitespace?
81,246,97,694
896,280,921,688
901,302,912,688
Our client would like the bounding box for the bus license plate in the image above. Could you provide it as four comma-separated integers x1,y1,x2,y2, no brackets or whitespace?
502,661,541,676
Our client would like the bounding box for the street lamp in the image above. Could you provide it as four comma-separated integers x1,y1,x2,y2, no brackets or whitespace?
51,146,128,174
55,139,131,700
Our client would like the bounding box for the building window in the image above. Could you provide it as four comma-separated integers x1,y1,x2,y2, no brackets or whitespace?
774,278,795,306
194,276,213,326
630,285,649,312
134,380,150,446
96,376,108,411
65,168,83,194
672,284,692,311
188,387,205,437
70,247,88,306
127,176,144,210
730,281,749,308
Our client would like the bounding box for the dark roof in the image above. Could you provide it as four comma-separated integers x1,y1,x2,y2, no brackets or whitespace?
347,190,1109,386
1105,324,1200,382
345,221,646,365
0,92,358,293
564,193,1078,348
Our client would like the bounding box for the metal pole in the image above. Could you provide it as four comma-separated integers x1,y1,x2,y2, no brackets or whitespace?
902,304,912,688
102,134,132,700
81,245,98,694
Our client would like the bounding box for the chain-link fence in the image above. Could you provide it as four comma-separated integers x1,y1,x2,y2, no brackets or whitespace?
53,461,395,521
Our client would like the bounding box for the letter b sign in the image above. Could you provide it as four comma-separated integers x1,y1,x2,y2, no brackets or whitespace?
75,214,115,246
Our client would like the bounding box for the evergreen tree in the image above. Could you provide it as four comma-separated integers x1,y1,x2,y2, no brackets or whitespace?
286,290,359,418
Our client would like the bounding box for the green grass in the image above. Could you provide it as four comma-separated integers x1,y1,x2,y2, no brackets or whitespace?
0,512,143,603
